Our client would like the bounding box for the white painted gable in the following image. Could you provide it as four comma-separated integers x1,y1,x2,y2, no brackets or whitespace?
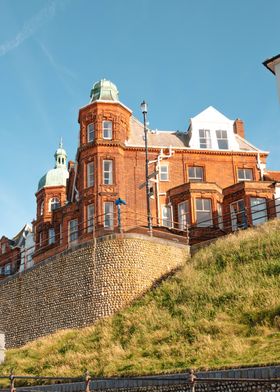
188,106,240,151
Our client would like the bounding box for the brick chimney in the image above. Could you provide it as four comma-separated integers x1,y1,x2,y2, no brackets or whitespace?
234,119,245,138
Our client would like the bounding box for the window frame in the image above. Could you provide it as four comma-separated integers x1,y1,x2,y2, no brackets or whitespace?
4,263,11,276
103,160,113,185
69,219,78,243
250,197,267,226
217,202,223,229
195,198,213,227
87,123,94,143
1,244,6,254
48,228,55,245
159,164,169,181
87,204,95,233
104,202,114,228
49,197,60,212
237,168,253,181
161,205,173,228
40,201,44,216
87,162,94,187
178,201,190,230
216,130,229,150
199,129,212,149
102,120,113,140
188,166,204,182
230,199,246,230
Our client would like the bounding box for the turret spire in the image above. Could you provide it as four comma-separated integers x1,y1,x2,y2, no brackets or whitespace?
54,140,67,169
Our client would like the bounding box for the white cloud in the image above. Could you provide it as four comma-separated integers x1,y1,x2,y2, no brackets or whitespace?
0,1,57,57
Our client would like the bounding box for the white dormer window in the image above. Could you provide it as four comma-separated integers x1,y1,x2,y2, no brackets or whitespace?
216,130,228,149
102,121,112,140
199,129,211,149
159,165,169,181
49,197,60,212
87,123,94,142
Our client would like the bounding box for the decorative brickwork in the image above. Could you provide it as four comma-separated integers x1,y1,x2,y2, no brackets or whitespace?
0,234,188,348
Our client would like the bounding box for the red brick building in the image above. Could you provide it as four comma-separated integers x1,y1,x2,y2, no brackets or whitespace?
1,79,280,269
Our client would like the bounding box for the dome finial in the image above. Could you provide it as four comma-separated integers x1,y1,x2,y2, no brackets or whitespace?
59,137,63,149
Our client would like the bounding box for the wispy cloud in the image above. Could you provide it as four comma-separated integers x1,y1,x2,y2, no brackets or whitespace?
39,41,76,79
0,1,57,57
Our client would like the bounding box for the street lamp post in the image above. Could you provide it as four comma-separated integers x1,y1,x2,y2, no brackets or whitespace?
141,100,153,235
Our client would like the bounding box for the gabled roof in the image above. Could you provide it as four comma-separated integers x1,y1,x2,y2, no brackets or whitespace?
191,106,232,123
263,54,280,75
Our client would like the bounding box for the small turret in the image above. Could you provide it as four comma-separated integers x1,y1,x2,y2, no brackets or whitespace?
54,139,67,168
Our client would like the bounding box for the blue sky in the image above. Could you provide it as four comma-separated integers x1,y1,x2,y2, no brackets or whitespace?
0,0,280,238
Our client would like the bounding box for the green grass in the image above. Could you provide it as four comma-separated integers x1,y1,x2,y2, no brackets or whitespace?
1,219,280,385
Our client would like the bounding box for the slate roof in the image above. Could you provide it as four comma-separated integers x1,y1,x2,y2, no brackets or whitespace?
127,116,262,152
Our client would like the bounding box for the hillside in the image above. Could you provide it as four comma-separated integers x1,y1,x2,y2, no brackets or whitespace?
1,219,280,381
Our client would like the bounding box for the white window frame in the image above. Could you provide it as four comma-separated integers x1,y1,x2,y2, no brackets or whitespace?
87,204,95,233
230,199,246,230
87,162,94,187
49,197,60,212
188,166,204,182
48,228,55,245
195,198,213,227
238,168,253,181
199,129,212,149
102,121,113,140
178,201,190,230
87,123,94,142
216,130,229,150
162,205,173,228
103,160,113,185
104,202,114,228
250,197,267,226
159,165,169,181
69,219,78,243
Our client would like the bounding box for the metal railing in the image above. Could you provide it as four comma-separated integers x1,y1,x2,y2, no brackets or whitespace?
0,370,280,391
1,196,280,279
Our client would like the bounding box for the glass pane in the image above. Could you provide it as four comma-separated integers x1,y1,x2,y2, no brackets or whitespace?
196,199,203,210
250,198,267,226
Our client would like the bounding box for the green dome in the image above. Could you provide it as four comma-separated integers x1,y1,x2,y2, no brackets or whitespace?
90,79,119,102
37,141,69,191
38,168,69,191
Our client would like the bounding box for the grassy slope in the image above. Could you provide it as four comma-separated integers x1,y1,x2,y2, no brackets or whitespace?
1,220,280,381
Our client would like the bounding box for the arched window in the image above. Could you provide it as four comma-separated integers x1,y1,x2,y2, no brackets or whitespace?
40,201,44,216
49,197,60,212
